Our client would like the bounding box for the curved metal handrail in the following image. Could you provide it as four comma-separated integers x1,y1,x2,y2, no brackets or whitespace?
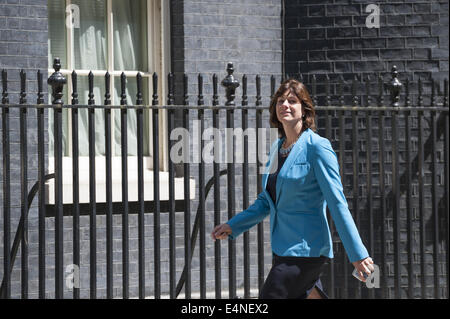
175,169,228,298
0,169,230,299
0,174,55,298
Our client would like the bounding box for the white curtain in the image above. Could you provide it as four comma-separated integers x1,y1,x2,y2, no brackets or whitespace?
112,0,147,156
48,0,147,157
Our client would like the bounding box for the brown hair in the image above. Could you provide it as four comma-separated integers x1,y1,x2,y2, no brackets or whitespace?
269,79,316,137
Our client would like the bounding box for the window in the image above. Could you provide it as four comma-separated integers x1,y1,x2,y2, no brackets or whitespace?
47,0,179,204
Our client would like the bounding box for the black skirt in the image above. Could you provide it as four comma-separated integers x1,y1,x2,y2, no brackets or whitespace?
259,254,330,299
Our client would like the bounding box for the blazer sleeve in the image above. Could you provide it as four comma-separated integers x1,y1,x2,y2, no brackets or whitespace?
226,191,270,240
312,137,369,263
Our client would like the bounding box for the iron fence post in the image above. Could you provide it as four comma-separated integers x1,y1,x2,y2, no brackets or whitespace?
47,58,66,299
222,62,239,298
1,70,11,299
389,65,402,298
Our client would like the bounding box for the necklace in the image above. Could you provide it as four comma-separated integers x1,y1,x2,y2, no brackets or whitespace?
279,143,295,156
279,132,302,157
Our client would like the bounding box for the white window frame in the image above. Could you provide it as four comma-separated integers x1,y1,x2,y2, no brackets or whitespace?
46,0,191,204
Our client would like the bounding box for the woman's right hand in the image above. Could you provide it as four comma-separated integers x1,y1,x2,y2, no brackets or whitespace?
211,223,232,241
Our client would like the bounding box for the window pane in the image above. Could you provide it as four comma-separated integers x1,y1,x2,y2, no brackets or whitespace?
72,0,108,70
75,75,106,156
113,76,149,156
48,0,67,68
112,0,148,71
48,0,151,159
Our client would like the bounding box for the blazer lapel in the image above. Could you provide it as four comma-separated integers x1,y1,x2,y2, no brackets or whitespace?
262,137,284,190
261,138,284,210
275,128,310,206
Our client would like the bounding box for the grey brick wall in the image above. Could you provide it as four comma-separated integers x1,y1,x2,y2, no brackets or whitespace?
172,0,283,105
0,0,48,101
284,0,448,299
170,0,284,298
285,0,449,94
314,109,448,299
0,0,49,299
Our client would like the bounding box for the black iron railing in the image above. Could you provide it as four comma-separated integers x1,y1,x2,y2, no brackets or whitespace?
0,60,448,299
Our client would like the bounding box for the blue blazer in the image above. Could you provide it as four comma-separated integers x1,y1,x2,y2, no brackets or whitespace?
227,128,369,263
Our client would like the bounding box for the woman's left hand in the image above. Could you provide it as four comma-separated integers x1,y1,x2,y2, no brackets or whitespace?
352,257,375,282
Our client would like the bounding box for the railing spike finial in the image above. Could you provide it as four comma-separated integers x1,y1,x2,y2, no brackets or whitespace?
431,78,437,106
338,74,345,107
256,74,261,106
72,71,79,105
197,73,204,106
104,72,111,105
221,62,239,106
325,74,330,106
418,77,423,107
152,72,159,106
389,65,402,107
351,74,359,107
365,74,372,107
212,74,218,106
312,74,318,106
37,70,44,104
377,73,384,107
405,77,411,108
136,72,143,105
167,72,174,105
19,70,27,104
47,58,66,105
120,72,126,106
2,69,9,104
444,78,448,107
270,75,276,100
183,73,189,106
88,71,95,105
242,74,248,106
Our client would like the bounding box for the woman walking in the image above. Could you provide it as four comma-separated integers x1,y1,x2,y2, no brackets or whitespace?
211,79,374,299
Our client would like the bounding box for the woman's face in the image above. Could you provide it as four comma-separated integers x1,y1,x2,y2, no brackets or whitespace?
276,91,303,127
